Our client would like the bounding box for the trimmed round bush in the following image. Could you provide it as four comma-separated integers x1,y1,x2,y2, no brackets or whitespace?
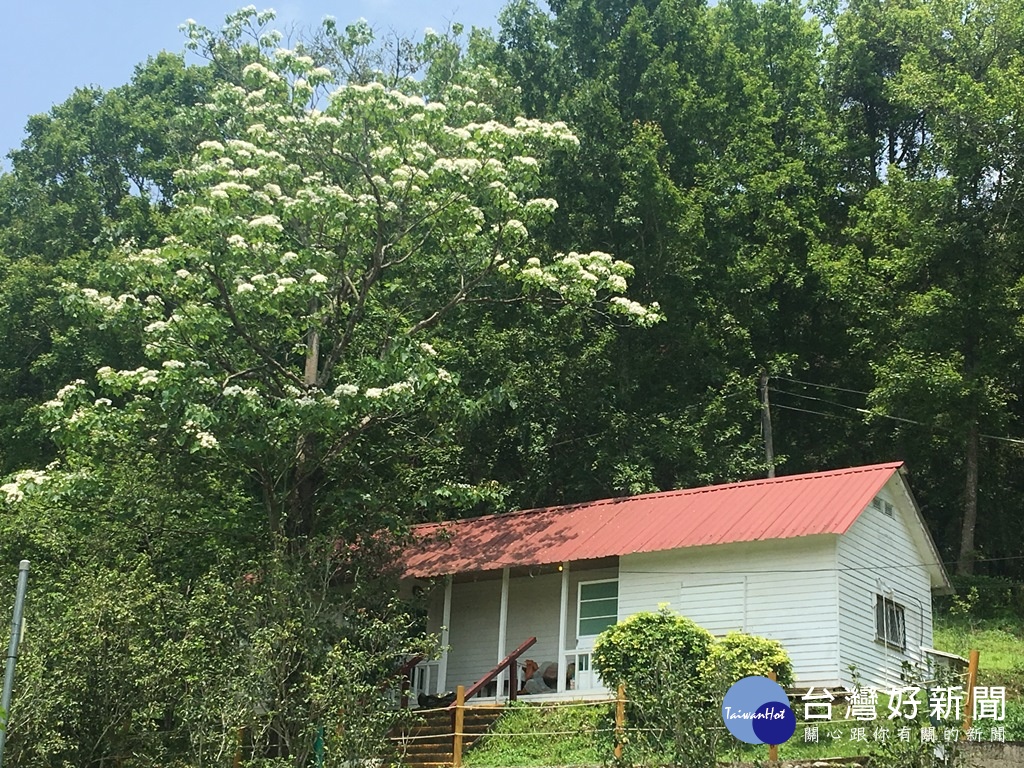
705,630,794,688
592,606,715,691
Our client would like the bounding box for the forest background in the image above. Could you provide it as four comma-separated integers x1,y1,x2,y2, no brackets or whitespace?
1,0,1023,765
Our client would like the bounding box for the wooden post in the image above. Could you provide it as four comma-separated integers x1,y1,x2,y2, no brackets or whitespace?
497,568,510,700
438,575,452,694
767,670,779,764
557,562,570,693
614,682,626,760
963,649,980,736
453,685,466,768
760,370,775,478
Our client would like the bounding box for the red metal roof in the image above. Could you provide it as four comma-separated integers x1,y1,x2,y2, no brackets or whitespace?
405,462,906,578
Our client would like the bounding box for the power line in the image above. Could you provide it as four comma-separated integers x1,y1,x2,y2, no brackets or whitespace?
770,385,1024,447
775,376,873,397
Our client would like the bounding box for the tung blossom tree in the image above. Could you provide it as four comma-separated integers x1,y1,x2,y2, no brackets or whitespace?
23,10,661,547
0,9,661,764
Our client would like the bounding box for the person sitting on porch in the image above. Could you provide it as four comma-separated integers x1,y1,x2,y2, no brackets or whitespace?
523,661,558,694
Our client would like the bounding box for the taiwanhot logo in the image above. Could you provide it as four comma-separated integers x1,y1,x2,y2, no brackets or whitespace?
721,675,796,745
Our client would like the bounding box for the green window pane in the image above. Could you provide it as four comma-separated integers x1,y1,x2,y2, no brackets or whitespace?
579,597,617,620
579,616,616,636
581,581,617,601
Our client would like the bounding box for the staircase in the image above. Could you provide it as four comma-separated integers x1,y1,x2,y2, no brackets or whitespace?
393,705,504,768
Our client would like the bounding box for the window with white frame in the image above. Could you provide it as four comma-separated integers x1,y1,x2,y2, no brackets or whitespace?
578,579,618,638
876,594,906,649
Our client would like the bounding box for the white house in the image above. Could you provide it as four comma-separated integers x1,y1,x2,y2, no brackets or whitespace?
403,462,952,700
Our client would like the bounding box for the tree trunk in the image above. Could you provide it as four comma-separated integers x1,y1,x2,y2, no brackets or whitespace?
957,420,979,575
288,320,321,542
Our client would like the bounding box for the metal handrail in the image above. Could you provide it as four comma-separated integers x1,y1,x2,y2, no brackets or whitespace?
454,636,537,705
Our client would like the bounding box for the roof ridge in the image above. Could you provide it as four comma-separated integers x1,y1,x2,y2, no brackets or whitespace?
410,461,903,532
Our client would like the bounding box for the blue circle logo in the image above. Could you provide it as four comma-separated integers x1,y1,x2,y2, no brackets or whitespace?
721,676,796,745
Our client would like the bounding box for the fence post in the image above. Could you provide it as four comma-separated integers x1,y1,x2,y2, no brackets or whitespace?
767,670,779,764
614,682,626,760
963,649,980,736
453,684,466,768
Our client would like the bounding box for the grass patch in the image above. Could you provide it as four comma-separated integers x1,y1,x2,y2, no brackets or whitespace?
463,702,612,767
463,701,861,766
932,614,1024,740
933,616,1024,692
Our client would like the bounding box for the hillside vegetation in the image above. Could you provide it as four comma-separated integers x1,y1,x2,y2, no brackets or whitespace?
2,1,1024,765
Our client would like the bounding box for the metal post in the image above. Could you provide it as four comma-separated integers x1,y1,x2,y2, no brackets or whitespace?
0,560,30,768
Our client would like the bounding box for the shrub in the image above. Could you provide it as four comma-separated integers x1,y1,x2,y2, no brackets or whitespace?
592,606,715,693
706,631,794,688
592,607,719,768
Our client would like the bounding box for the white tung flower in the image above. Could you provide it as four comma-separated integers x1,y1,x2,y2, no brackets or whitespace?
607,274,628,292
526,197,558,212
227,234,248,248
334,383,358,397
309,273,328,284
237,282,256,293
248,214,283,230
365,387,383,399
384,381,414,396
56,380,86,400
1,483,23,503
162,360,186,369
196,431,219,449
176,269,191,279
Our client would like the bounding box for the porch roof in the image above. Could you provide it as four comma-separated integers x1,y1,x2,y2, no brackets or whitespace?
405,462,910,578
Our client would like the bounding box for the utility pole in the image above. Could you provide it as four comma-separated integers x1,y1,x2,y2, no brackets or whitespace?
0,560,29,768
760,370,775,478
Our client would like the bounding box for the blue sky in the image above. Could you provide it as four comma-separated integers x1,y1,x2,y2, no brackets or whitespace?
0,1,515,168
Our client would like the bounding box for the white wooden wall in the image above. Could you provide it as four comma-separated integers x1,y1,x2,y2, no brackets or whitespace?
619,537,842,687
836,476,935,689
434,566,616,693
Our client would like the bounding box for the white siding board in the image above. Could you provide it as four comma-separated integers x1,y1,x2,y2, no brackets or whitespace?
619,538,841,687
443,578,501,693
837,477,935,690
436,566,617,693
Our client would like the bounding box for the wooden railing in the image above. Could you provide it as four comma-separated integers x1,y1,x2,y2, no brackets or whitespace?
454,636,537,705
397,654,426,709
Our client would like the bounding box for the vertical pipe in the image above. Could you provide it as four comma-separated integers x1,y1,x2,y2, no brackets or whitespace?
438,576,452,694
557,563,570,693
452,685,465,768
497,568,509,700
0,560,30,768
